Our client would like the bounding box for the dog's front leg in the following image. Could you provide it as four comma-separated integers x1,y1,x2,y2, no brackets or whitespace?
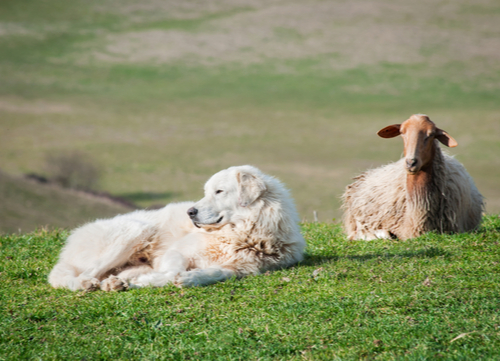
130,249,189,288
176,267,237,287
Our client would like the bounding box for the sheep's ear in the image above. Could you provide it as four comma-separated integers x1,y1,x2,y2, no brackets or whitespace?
236,171,267,207
377,124,401,138
436,128,458,147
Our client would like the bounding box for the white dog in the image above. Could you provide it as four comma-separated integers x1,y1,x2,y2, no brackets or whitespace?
49,165,305,291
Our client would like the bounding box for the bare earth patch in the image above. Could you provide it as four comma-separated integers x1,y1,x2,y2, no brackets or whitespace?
0,98,73,114
71,0,500,71
0,22,38,37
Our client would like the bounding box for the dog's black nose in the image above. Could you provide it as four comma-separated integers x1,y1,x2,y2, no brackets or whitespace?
187,207,198,219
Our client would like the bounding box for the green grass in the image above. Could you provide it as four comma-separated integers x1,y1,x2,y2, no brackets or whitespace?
1,217,500,360
1,1,499,357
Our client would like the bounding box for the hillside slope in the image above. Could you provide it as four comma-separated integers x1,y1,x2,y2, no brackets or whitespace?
0,171,133,234
0,0,499,223
1,218,499,359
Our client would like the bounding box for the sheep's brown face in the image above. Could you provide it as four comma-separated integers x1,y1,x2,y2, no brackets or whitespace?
400,115,437,174
377,114,458,175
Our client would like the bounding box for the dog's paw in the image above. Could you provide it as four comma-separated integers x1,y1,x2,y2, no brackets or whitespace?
175,270,202,287
81,278,101,292
131,271,178,288
100,275,129,292
127,282,142,289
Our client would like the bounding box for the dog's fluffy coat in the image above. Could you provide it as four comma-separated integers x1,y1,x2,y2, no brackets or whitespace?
49,165,305,291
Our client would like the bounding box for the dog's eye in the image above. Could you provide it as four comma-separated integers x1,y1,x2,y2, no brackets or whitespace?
215,190,223,194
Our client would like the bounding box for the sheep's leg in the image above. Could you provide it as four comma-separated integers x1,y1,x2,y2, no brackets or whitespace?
356,231,391,241
374,229,392,239
353,221,391,241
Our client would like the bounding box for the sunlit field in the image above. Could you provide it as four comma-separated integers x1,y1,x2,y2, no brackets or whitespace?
1,2,499,359
1,218,500,359
1,0,499,232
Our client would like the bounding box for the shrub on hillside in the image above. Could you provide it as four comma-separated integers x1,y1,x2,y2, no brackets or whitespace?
44,151,101,191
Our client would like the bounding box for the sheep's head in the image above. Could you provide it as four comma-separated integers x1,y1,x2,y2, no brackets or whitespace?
377,114,458,175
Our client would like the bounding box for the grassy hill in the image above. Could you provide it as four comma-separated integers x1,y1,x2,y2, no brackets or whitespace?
0,171,132,234
0,0,499,228
1,217,499,359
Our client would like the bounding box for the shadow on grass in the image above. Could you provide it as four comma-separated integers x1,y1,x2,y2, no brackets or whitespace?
303,247,451,266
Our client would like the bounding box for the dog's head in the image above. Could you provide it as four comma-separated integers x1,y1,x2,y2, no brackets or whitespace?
187,165,267,230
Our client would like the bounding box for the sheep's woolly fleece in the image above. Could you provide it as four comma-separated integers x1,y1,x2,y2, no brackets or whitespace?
342,143,484,240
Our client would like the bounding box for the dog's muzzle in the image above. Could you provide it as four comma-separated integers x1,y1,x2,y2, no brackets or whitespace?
188,207,224,228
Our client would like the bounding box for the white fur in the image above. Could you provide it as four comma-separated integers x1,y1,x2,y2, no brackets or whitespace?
342,148,484,240
49,165,305,291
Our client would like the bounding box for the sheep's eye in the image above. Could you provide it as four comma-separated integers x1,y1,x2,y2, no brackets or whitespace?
215,190,223,194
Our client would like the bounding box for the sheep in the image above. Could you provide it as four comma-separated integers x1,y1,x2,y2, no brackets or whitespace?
342,114,484,240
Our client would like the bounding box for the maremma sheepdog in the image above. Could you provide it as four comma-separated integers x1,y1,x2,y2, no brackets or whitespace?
49,165,306,291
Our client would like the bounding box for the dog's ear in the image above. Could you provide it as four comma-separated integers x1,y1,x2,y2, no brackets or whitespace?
236,171,267,207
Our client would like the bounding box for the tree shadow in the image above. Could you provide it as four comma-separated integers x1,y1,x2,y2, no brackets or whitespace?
302,247,451,267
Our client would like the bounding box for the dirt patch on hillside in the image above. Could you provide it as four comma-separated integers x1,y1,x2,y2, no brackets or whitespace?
0,99,73,114
0,22,38,37
96,0,278,20
76,0,500,70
